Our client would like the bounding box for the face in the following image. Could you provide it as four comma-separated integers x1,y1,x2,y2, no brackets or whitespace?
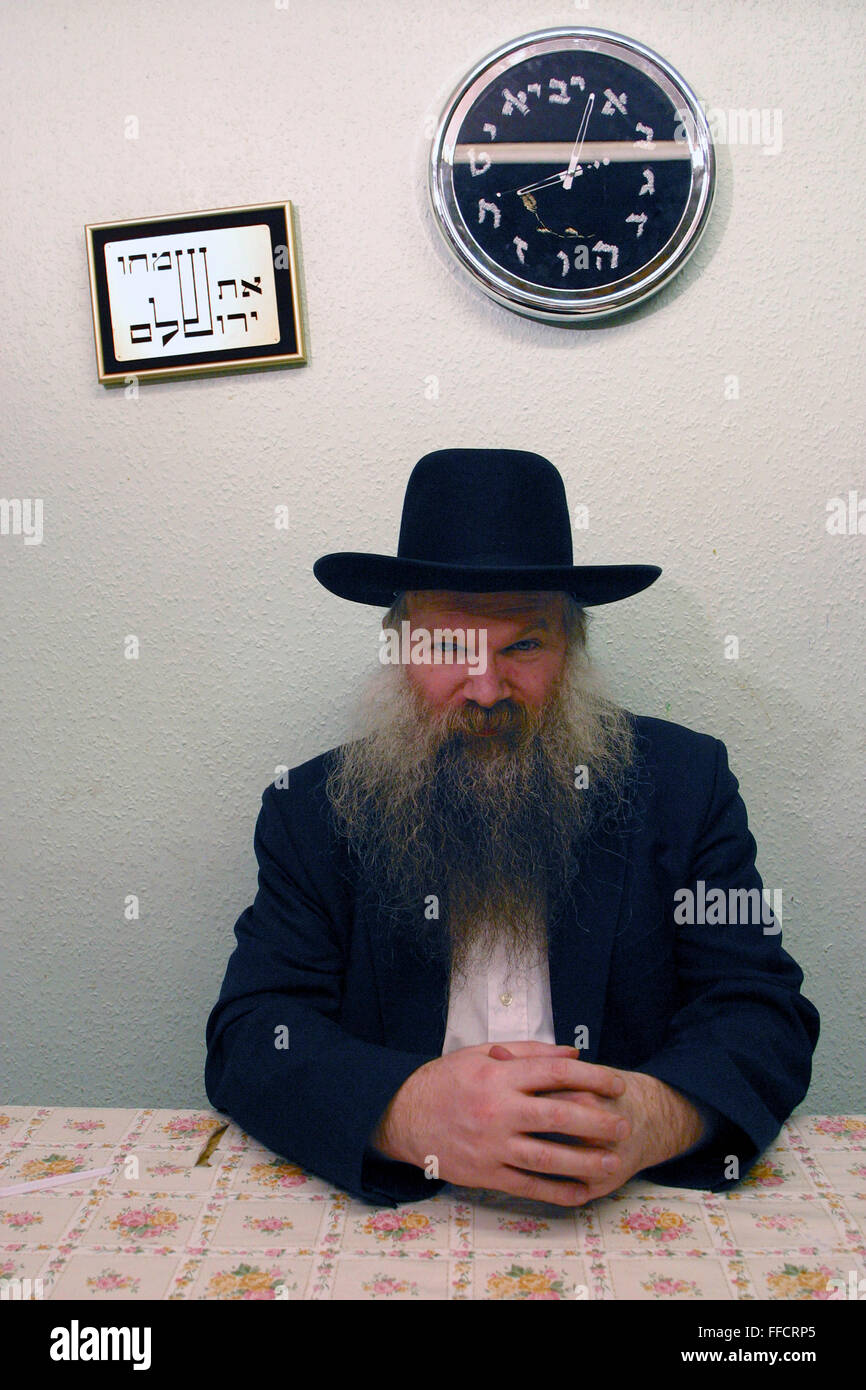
401,590,568,733
330,586,635,976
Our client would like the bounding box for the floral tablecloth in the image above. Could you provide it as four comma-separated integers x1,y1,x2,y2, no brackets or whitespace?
1,1107,865,1300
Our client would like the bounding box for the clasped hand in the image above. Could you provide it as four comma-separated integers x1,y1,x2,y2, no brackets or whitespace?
371,1039,673,1208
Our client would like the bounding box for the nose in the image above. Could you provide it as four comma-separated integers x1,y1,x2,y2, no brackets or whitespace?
460,660,511,707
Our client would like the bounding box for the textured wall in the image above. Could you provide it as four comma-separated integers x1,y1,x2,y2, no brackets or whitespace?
1,0,863,1114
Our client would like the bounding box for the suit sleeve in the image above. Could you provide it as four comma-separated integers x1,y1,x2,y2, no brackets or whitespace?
204,780,445,1206
634,738,820,1191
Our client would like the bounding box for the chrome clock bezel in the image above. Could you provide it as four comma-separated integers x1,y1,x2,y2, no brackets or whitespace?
429,27,715,322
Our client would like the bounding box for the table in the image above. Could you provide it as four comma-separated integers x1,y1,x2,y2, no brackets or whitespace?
1,1106,864,1300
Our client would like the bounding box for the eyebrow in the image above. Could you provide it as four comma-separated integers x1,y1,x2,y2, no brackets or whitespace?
430,614,550,635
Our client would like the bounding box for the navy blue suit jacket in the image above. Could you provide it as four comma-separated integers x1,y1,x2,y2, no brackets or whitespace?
204,714,819,1206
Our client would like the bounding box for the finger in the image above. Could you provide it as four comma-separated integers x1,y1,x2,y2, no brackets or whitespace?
486,1042,581,1061
508,1056,626,1098
493,1166,589,1209
509,1136,623,1186
535,1089,619,1125
522,1096,627,1146
488,1044,580,1061
536,1087,608,1103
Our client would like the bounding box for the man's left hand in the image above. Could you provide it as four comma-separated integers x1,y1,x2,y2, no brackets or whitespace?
489,1045,707,1203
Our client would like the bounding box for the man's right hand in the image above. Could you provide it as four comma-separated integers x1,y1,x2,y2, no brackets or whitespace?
368,1041,629,1207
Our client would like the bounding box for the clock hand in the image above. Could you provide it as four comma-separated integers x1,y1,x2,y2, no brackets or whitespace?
511,92,596,197
562,92,595,190
514,168,574,197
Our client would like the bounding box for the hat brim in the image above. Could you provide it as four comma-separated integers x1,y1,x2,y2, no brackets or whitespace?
313,553,661,608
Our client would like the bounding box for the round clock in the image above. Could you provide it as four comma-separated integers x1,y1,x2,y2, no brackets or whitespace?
429,27,715,322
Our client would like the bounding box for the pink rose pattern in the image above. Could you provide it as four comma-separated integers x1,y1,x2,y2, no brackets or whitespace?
360,1211,436,1243
248,1159,311,1190
755,1213,808,1233
85,1267,142,1294
241,1214,295,1234
1,1210,44,1228
360,1273,422,1297
497,1215,551,1235
3,1109,864,1299
641,1273,702,1298
618,1207,697,1243
813,1118,866,1142
742,1159,786,1188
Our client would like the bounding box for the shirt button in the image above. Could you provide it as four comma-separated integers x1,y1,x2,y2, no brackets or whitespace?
499,992,513,1007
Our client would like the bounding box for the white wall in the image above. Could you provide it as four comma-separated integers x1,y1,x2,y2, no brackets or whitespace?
1,0,863,1113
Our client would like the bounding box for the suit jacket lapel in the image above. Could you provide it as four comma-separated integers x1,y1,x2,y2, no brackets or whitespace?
547,818,630,1062
365,883,452,1055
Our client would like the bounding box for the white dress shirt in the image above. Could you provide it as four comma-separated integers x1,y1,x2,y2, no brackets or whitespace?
441,936,556,1053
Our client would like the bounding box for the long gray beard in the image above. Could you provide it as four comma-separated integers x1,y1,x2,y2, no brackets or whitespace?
325,641,635,984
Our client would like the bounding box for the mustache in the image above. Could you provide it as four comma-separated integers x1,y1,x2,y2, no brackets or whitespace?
443,699,537,740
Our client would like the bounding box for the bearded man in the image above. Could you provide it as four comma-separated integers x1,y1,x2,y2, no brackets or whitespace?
204,449,819,1208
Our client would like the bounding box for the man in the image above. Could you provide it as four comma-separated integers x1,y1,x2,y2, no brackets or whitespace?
204,448,819,1209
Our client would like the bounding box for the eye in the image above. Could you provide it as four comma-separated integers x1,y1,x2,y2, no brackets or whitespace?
508,639,541,652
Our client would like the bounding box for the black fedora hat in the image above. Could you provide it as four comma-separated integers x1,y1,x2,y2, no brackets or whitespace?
313,449,661,608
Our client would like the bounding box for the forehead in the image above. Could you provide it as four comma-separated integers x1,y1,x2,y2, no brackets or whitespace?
405,590,565,625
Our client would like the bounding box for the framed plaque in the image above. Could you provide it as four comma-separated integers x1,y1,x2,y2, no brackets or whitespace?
85,201,306,386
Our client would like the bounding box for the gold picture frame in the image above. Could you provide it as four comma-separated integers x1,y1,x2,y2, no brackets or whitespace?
85,201,306,386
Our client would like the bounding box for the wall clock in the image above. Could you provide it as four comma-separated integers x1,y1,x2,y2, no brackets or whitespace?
429,27,715,322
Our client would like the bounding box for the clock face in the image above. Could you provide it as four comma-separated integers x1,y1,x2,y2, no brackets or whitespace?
429,28,715,321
